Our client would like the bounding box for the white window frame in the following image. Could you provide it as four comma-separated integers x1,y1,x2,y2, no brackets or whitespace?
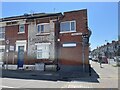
37,23,50,34
0,45,5,61
35,43,51,59
16,40,27,51
60,20,76,33
0,45,5,53
0,27,5,41
18,24,25,34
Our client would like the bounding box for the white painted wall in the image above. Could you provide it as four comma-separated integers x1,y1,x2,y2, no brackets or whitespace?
28,20,56,60
4,65,17,70
16,40,27,51
35,63,44,71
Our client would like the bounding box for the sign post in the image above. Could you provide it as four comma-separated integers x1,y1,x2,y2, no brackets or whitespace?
6,40,9,69
82,29,92,72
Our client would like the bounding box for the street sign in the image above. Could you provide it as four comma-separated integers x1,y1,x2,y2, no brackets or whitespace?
6,40,9,44
71,33,82,36
10,46,14,51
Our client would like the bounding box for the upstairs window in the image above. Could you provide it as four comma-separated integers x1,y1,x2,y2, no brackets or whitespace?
37,23,50,33
38,25,44,33
60,20,76,33
0,27,5,40
19,24,25,33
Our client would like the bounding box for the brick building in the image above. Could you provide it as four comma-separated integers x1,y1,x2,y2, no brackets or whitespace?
0,17,29,69
0,9,91,72
0,26,5,63
91,40,120,61
58,10,90,72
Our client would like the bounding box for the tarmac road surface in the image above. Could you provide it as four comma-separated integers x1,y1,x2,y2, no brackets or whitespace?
1,60,119,89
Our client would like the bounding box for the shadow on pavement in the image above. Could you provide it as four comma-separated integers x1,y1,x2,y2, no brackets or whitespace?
2,67,99,83
70,68,100,83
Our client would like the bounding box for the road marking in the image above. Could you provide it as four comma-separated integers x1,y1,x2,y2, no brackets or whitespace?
1,85,15,88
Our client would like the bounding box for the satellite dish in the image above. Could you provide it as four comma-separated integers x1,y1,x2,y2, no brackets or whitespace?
88,28,92,37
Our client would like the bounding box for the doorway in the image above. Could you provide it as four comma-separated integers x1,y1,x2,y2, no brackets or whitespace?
17,46,24,68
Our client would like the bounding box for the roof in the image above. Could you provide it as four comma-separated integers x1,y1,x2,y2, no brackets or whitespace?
64,9,87,14
0,13,62,22
0,9,88,22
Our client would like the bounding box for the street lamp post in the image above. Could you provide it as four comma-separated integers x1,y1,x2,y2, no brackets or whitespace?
82,30,91,72
6,40,9,69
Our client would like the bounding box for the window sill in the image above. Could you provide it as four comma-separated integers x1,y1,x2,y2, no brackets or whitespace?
36,33,50,36
60,31,76,34
18,32,25,34
0,39,5,41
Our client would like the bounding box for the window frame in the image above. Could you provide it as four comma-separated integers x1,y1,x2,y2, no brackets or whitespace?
0,45,5,53
18,24,25,34
37,23,50,34
60,20,76,33
36,43,50,59
0,27,5,40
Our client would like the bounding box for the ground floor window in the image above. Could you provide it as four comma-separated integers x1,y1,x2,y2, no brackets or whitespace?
0,45,5,62
36,43,50,59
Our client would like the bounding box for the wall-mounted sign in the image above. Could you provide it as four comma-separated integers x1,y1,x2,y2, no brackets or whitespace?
6,40,9,44
31,36,49,42
71,33,82,36
62,43,77,48
10,46,14,51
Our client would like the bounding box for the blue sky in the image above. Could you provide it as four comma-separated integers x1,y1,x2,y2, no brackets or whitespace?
1,2,118,50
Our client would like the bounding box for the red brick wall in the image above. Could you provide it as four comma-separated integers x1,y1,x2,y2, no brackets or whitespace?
5,24,28,44
58,9,89,65
5,24,28,64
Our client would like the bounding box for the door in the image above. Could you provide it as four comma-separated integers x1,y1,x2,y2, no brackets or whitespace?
17,46,24,68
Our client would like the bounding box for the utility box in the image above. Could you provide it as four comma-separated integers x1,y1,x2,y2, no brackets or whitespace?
45,65,57,71
35,63,44,71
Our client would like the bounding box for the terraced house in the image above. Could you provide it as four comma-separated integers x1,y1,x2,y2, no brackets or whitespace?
0,9,91,72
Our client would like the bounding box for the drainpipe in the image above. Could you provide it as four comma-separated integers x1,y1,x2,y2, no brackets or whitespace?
82,29,92,72
6,40,9,69
82,37,85,72
56,14,63,71
56,16,60,71
12,45,15,65
82,35,88,72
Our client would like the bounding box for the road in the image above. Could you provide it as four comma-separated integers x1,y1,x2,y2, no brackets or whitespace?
1,60,119,89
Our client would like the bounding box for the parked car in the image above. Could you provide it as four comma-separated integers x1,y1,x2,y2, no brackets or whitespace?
102,56,108,63
114,56,120,66
92,56,98,62
89,56,92,60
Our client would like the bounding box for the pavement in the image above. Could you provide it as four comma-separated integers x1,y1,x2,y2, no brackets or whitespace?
70,60,119,88
1,60,119,89
2,69,93,81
